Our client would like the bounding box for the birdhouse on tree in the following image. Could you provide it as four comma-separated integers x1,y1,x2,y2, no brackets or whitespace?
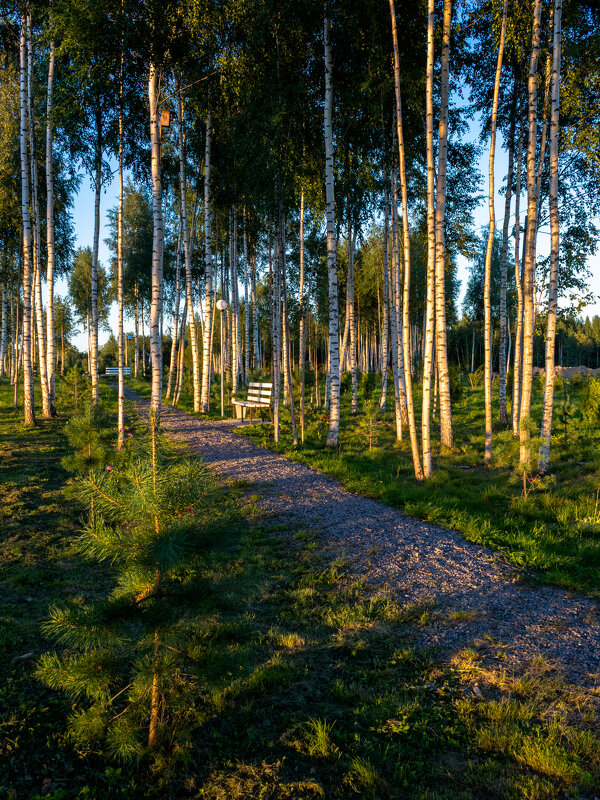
160,108,171,128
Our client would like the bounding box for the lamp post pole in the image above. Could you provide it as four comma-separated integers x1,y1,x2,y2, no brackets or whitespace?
216,299,228,418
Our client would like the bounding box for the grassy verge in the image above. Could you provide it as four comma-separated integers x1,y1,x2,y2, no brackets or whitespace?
2,380,600,799
236,374,600,597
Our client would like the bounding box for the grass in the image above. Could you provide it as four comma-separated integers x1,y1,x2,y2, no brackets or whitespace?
2,377,600,798
235,372,600,596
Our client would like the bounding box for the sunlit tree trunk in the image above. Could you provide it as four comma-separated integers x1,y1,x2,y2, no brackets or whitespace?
166,228,181,401
379,189,389,412
499,92,516,427
280,206,298,445
538,0,562,472
391,169,409,431
148,61,164,419
324,13,340,447
251,251,259,369
422,0,436,478
19,15,35,426
0,285,6,384
348,224,358,414
90,98,102,406
134,287,139,378
45,39,56,414
519,0,543,466
176,79,201,411
272,228,281,442
483,0,508,465
117,54,125,448
299,188,307,442
200,112,214,413
434,0,453,450
512,124,524,434
243,208,249,383
27,16,50,418
390,0,423,479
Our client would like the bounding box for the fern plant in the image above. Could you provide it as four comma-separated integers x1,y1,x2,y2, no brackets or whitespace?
38,414,226,759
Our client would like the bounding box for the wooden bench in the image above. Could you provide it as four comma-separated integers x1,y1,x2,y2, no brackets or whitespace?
232,382,273,423
104,366,131,377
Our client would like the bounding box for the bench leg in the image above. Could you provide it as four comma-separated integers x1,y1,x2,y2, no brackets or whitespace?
250,408,254,424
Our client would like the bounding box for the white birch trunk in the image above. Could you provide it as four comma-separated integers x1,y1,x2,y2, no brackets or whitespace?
434,0,453,450
117,60,125,448
166,227,181,401
19,15,35,425
243,208,249,383
512,124,524,435
90,99,102,406
45,39,56,414
200,112,214,413
499,94,516,427
483,0,508,464
538,0,562,472
324,14,340,446
0,285,6,383
148,62,164,419
519,0,543,466
176,81,201,411
422,0,436,478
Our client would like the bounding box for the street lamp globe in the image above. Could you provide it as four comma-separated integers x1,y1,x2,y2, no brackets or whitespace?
216,299,228,312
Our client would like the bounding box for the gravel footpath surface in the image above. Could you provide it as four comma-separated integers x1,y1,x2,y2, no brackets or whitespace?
126,389,600,686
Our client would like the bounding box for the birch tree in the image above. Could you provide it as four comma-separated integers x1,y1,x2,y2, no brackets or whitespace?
200,112,214,414
538,0,562,472
148,61,164,419
324,12,340,447
483,0,508,465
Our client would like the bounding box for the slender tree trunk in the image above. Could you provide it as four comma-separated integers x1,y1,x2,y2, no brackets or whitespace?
134,288,139,378
422,0,436,478
19,16,35,426
519,0,543,466
272,228,281,442
200,112,214,413
434,0,453,449
166,227,181,400
148,62,164,419
299,189,307,442
483,0,508,465
117,55,125,448
176,79,201,411
538,0,562,472
499,89,516,427
90,100,102,406
45,39,56,414
251,251,259,370
324,14,340,446
0,284,6,384
387,189,402,440
27,17,50,417
243,208,250,383
280,207,298,445
391,168,409,430
390,0,422,479
379,191,389,411
512,123,524,434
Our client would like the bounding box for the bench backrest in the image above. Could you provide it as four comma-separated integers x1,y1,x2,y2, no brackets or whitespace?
247,382,272,405
105,367,131,375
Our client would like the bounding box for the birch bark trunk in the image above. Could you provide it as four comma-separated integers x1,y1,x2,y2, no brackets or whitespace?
280,207,298,445
391,169,409,430
117,57,125,448
176,80,201,411
434,0,453,450
379,190,389,411
299,189,307,442
45,39,56,414
243,209,250,384
148,62,164,419
0,285,6,383
251,251,259,369
200,112,214,413
499,91,516,427
90,99,102,406
27,17,50,417
389,0,423,480
519,0,543,467
165,227,181,400
324,14,340,447
483,0,508,465
422,0,436,478
19,15,35,426
538,0,562,472
512,124,524,434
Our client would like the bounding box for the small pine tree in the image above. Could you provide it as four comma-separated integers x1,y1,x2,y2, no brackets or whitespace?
62,401,114,474
60,363,90,410
38,415,222,758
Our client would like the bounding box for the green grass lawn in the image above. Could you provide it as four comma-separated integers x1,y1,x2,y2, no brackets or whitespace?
2,376,600,798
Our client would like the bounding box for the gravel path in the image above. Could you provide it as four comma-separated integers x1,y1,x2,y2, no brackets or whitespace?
126,389,600,686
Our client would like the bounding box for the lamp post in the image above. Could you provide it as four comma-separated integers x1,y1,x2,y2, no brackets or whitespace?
127,335,133,370
216,299,228,418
